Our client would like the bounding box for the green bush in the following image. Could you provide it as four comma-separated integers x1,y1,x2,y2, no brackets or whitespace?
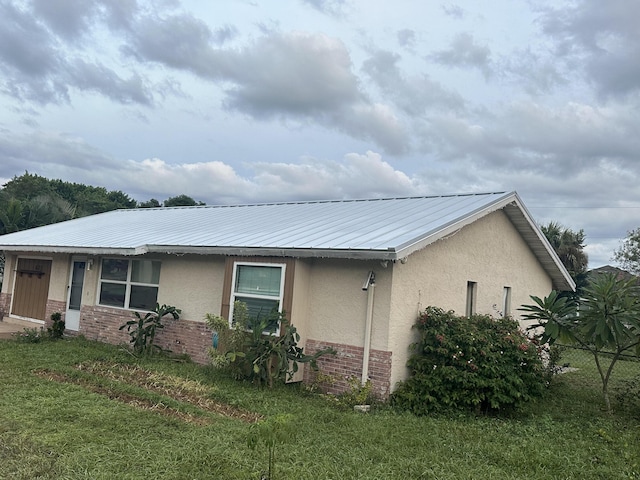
206,301,334,388
392,306,546,415
47,312,65,339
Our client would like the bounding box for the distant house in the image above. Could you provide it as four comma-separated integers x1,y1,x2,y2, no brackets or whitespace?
0,192,573,397
588,265,640,285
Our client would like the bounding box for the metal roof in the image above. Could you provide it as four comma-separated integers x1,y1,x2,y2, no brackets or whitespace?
0,191,575,291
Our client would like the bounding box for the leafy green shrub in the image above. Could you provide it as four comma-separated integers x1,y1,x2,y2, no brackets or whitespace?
206,301,334,387
392,306,546,415
119,303,181,355
334,377,375,409
47,312,65,339
13,327,44,343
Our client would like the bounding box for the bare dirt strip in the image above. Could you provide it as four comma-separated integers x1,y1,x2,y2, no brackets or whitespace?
34,361,263,424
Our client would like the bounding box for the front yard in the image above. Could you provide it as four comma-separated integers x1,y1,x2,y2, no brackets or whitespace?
0,337,638,479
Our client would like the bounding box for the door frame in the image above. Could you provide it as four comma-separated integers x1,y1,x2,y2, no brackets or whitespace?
65,256,87,332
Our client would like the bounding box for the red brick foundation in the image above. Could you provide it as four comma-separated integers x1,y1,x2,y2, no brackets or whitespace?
303,339,392,399
79,305,213,364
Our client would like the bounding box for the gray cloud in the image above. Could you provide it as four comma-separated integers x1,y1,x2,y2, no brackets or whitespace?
540,0,640,98
362,49,465,116
299,0,348,17
397,29,416,49
221,32,361,116
31,0,99,40
429,33,492,78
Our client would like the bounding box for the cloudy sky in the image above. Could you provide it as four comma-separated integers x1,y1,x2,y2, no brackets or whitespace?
1,0,639,268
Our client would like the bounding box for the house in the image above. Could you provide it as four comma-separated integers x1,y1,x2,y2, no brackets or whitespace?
0,191,574,397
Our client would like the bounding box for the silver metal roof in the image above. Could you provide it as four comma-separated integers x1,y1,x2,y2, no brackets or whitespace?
0,191,575,291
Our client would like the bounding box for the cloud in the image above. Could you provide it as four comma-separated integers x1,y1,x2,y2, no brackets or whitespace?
540,0,640,98
220,32,362,116
429,32,493,78
300,0,348,17
397,29,416,49
362,49,465,116
31,0,99,40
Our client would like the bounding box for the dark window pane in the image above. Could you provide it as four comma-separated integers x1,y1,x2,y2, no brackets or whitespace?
129,285,158,310
101,259,129,281
99,282,126,308
235,296,280,333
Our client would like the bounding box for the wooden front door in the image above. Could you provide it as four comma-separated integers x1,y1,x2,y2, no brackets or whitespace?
11,258,52,321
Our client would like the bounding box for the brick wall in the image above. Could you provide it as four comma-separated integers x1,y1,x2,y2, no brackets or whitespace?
304,339,392,399
44,300,66,327
0,293,10,320
79,305,213,364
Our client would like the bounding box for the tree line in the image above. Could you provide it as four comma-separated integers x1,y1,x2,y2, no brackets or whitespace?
1,172,640,281
0,172,204,235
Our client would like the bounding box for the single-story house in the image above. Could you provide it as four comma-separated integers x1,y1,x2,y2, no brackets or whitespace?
0,191,574,397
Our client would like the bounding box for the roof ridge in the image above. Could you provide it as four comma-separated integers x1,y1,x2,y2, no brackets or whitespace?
126,191,511,211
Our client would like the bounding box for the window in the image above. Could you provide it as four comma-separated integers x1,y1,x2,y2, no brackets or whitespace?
502,286,512,317
465,281,477,317
229,262,285,334
99,258,160,310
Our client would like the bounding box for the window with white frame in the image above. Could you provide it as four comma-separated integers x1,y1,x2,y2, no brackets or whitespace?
98,258,160,310
229,262,285,334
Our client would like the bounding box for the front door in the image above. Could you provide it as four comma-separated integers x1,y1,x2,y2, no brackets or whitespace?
11,258,52,320
65,258,86,331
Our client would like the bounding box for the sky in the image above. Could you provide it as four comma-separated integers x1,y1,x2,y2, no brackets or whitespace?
1,0,639,269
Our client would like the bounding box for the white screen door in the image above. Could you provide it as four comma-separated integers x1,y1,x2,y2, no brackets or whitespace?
65,258,86,331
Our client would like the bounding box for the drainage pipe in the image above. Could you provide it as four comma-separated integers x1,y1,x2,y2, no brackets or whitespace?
361,271,376,385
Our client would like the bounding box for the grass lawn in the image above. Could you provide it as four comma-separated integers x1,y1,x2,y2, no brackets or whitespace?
0,337,638,479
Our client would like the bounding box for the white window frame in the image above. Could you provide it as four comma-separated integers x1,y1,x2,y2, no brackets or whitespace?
97,258,161,311
228,261,286,335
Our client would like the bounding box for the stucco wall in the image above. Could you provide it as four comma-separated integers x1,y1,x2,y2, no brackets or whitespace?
154,254,225,323
304,258,392,352
386,209,553,391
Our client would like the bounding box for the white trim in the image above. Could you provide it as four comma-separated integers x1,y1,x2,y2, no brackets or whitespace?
96,257,161,311
229,261,286,336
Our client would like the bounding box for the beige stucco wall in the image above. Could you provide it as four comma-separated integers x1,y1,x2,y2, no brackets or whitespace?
304,258,393,352
386,209,554,390
154,254,225,322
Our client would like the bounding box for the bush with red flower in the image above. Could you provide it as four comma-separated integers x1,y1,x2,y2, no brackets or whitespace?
391,306,546,415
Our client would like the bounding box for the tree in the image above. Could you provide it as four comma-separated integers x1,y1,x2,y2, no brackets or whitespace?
139,198,161,208
520,273,640,413
541,222,589,295
163,194,203,207
614,227,640,276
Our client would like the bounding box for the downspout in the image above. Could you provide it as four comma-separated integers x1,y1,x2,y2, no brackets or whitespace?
361,271,376,385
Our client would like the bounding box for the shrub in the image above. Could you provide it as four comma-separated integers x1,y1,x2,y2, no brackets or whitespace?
206,301,335,387
119,303,181,355
391,306,546,415
13,327,44,343
47,312,65,339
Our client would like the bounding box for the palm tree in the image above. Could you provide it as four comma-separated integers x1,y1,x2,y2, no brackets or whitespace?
541,222,589,295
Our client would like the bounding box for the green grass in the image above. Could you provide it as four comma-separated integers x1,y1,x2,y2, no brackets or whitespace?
0,337,639,479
